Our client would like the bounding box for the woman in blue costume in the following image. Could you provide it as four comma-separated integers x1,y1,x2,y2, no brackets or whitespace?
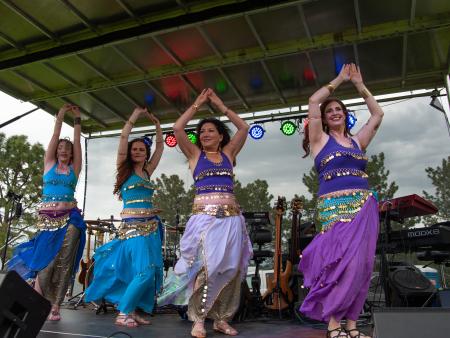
158,89,253,338
299,64,384,338
85,107,164,328
8,104,86,321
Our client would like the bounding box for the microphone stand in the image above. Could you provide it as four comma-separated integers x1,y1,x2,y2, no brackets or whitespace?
1,192,23,269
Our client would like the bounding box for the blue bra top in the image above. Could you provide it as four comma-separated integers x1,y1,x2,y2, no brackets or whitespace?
42,162,77,202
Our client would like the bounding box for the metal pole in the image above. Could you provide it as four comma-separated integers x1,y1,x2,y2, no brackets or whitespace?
82,136,89,213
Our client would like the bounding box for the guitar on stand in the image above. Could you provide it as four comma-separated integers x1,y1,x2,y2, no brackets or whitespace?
263,196,290,316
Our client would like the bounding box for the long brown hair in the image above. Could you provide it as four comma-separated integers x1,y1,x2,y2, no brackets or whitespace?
302,97,352,158
113,139,150,196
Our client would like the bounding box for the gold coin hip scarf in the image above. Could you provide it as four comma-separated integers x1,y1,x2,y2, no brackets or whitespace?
118,218,159,240
37,210,71,231
317,189,372,232
192,203,241,218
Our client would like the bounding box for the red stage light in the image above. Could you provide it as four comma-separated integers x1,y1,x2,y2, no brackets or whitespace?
165,133,177,147
303,68,315,82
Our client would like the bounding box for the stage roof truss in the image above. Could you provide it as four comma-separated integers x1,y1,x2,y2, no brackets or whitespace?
0,0,448,134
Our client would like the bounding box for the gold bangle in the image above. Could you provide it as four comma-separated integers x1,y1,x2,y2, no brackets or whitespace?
127,120,135,126
359,87,372,99
192,104,199,110
325,83,336,94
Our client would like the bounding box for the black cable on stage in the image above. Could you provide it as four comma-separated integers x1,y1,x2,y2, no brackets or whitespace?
107,331,132,338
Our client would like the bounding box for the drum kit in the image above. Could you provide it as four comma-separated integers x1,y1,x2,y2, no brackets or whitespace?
68,216,185,310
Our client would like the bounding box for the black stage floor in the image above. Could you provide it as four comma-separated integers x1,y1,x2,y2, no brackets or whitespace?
37,307,331,338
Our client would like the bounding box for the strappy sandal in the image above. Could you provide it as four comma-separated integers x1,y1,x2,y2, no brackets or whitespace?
115,314,138,328
346,329,370,338
213,321,238,336
130,311,151,325
47,310,61,321
191,321,207,338
327,327,349,338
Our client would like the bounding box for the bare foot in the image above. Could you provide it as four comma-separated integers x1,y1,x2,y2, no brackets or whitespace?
191,320,206,338
47,309,61,321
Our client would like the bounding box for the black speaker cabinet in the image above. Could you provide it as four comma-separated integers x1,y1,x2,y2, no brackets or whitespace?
388,263,435,307
0,270,51,338
373,307,450,338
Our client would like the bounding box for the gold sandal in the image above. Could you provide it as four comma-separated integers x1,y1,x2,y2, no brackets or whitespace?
213,321,238,336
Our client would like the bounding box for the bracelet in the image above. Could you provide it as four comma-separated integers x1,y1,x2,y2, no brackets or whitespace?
74,117,81,125
192,103,199,111
155,140,164,143
325,83,336,94
223,107,230,115
359,87,372,99
127,120,135,126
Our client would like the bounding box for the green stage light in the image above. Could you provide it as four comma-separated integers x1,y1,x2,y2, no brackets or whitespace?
187,131,198,144
280,121,297,136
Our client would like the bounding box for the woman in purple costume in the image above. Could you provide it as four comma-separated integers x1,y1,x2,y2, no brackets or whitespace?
158,89,253,338
299,64,384,338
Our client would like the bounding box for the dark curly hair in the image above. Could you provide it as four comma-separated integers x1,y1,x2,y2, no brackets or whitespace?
195,118,231,150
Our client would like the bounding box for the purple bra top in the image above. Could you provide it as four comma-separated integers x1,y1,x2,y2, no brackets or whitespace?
193,151,234,195
314,136,369,196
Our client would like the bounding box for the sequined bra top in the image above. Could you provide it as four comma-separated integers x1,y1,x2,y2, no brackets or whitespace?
193,151,234,195
314,136,369,196
42,162,77,203
120,173,155,210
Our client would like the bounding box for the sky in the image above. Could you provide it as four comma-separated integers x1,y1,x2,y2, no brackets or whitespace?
1,90,450,222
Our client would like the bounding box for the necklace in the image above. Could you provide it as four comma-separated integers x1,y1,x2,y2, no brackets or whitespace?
204,150,219,154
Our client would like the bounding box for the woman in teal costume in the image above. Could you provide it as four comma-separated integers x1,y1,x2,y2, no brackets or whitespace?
85,107,164,327
8,104,86,321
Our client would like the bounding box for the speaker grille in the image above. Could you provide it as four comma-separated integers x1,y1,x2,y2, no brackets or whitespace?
391,269,431,290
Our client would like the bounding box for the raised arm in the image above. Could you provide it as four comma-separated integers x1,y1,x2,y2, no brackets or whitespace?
350,64,384,150
208,90,249,162
172,89,210,161
308,64,350,157
71,106,82,177
117,107,145,168
44,104,73,172
144,113,164,176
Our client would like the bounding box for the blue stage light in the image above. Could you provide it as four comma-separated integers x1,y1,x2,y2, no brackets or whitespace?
346,111,357,130
249,124,265,140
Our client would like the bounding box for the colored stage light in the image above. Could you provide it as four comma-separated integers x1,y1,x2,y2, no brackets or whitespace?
250,76,263,90
280,121,297,136
215,79,228,93
346,111,357,130
249,124,265,140
165,133,177,147
187,131,198,144
144,93,155,106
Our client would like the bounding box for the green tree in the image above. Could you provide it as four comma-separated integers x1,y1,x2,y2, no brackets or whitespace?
151,173,194,227
0,133,45,262
234,179,273,212
422,156,450,224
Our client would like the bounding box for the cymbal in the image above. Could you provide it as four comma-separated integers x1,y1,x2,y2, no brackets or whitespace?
165,226,185,233
85,219,110,226
87,224,115,233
